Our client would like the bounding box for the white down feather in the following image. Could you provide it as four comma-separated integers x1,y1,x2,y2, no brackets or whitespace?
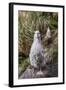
29,31,45,68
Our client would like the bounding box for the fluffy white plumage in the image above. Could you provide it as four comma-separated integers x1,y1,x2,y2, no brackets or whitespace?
45,27,51,39
29,31,45,68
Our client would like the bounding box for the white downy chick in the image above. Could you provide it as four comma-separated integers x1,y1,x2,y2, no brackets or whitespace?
29,31,45,69
45,27,51,39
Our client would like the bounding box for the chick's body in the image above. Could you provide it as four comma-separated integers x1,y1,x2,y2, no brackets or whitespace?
29,31,45,69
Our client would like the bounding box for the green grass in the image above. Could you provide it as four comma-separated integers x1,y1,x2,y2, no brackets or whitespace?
18,57,30,77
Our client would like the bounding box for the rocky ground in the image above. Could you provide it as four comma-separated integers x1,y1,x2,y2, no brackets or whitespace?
19,63,58,79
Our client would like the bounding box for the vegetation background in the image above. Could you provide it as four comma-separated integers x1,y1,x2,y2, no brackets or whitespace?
18,11,58,78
